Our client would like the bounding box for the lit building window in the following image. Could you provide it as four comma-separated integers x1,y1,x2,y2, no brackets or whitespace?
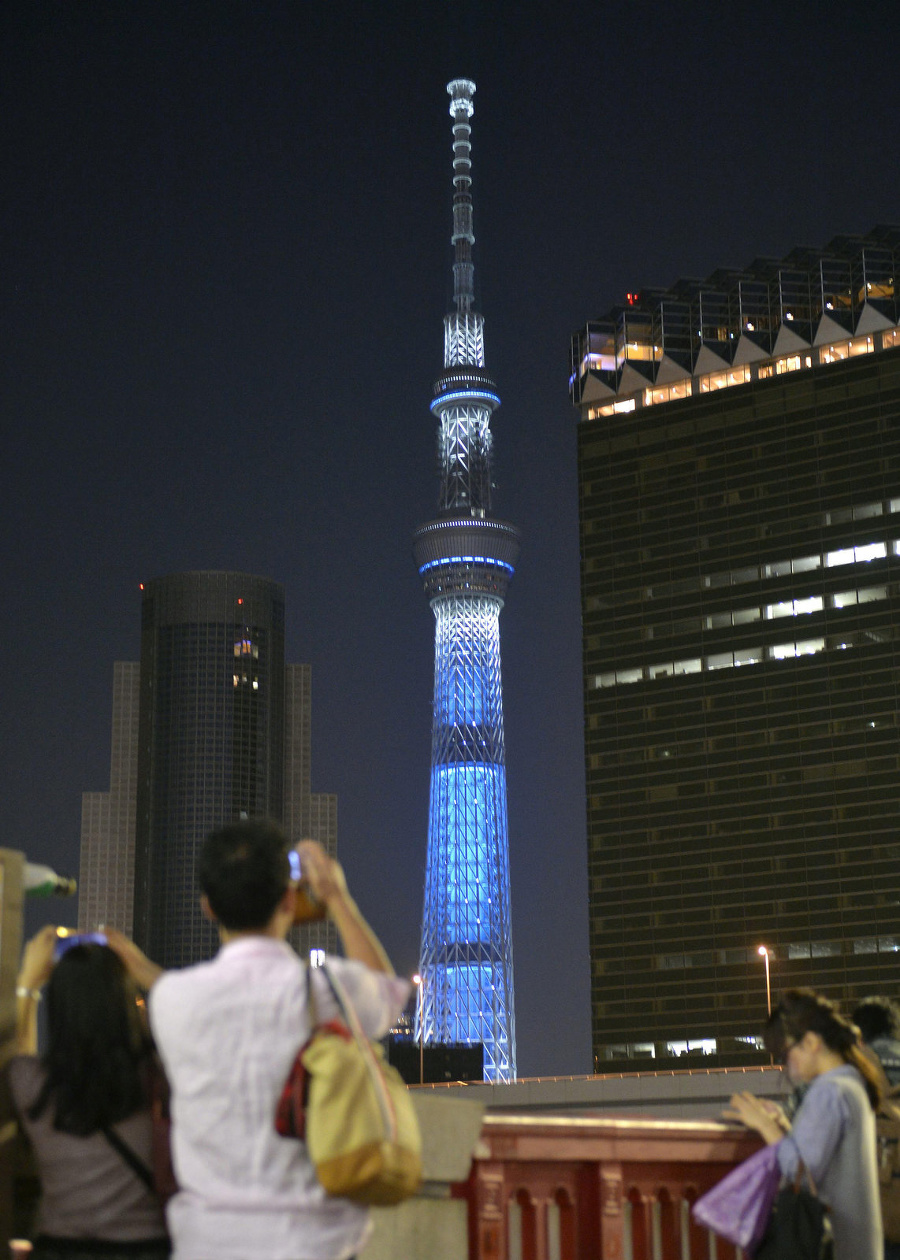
848,335,874,357
826,542,886,566
770,638,825,660
765,596,823,619
666,1039,717,1057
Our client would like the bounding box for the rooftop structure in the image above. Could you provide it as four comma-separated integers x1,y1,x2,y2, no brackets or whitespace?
571,226,900,418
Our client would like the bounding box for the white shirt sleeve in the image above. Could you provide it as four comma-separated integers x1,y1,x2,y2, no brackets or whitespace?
311,957,411,1038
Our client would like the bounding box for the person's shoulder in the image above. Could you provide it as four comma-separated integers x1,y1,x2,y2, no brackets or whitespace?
320,957,411,1004
150,957,218,1014
821,1064,872,1113
322,955,385,985
154,958,207,989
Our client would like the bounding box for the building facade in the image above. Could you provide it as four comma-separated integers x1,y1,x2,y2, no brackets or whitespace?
79,571,337,967
571,228,900,1070
414,80,519,1082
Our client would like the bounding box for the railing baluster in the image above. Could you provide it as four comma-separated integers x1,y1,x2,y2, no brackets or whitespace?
508,1197,522,1260
547,1199,561,1260
454,1116,760,1260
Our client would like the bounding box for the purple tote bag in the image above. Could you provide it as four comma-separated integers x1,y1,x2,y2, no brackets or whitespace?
692,1143,781,1254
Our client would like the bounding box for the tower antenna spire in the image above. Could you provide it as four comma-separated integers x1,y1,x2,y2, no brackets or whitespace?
447,78,476,314
413,79,520,1083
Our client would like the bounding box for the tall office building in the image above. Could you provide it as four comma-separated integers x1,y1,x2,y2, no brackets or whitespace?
413,80,519,1083
79,571,337,967
571,227,900,1070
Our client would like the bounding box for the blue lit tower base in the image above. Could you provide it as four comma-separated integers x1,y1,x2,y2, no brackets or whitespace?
414,79,519,1082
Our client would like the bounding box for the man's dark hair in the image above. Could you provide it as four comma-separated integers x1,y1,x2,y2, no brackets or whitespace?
852,995,900,1044
198,817,291,930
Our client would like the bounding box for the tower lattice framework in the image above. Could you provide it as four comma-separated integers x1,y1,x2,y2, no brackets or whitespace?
414,79,519,1082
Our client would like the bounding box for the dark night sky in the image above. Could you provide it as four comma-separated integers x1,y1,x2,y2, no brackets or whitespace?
3,1,900,1077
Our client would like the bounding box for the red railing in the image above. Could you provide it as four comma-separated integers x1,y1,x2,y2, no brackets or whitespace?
452,1114,760,1260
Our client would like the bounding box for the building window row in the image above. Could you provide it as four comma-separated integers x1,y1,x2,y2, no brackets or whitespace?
592,623,892,689
653,583,889,637
642,529,899,603
657,937,898,972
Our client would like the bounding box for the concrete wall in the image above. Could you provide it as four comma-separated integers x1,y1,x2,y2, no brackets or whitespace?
407,1064,786,1120
360,1093,485,1260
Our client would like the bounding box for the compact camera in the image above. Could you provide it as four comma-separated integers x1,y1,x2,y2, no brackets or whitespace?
54,929,108,960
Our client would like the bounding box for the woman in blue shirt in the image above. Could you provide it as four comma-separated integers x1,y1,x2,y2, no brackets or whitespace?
727,988,883,1260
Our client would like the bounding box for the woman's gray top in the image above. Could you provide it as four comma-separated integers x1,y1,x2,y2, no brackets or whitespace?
9,1055,167,1242
777,1063,882,1260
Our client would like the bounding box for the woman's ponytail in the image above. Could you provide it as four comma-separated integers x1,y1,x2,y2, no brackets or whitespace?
768,987,882,1110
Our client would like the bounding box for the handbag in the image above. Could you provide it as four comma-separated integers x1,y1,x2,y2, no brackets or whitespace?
692,1144,781,1253
275,960,422,1206
755,1161,833,1260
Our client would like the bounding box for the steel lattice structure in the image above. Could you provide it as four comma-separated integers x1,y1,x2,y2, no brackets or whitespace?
413,79,519,1082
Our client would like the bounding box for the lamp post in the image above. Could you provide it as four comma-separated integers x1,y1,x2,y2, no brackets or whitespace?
412,973,424,1085
757,945,772,1017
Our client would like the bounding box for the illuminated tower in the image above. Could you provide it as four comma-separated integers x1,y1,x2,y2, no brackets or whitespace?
414,79,519,1082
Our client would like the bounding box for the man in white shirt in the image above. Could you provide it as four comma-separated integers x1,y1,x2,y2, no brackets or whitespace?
111,819,409,1260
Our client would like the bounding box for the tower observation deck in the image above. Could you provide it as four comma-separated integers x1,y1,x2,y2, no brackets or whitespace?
413,79,519,1082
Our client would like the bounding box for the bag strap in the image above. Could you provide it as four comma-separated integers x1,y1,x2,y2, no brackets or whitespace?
319,960,367,1044
306,962,318,1028
318,960,398,1139
792,1158,821,1198
101,1124,156,1193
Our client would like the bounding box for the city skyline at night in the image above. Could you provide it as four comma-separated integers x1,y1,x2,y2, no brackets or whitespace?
7,3,900,1076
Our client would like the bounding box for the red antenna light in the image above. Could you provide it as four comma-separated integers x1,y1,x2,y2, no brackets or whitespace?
139,583,144,591
237,598,243,605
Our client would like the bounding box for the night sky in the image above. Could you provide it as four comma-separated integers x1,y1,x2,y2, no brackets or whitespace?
4,1,900,1077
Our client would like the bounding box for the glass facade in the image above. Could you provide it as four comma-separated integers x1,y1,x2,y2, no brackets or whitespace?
576,342,900,1069
133,572,285,968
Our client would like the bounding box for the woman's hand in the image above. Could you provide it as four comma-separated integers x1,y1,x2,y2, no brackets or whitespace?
17,925,58,992
723,1091,788,1144
16,925,58,1053
105,928,164,991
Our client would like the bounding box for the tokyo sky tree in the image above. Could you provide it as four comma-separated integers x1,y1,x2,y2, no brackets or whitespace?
413,79,519,1082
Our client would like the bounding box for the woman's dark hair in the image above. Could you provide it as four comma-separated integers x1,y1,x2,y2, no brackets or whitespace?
29,943,150,1135
764,987,882,1110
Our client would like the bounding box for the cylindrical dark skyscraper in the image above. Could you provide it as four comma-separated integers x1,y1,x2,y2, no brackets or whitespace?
132,571,285,967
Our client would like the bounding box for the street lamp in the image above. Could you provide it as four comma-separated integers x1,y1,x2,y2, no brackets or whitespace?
412,973,424,1085
757,946,772,1017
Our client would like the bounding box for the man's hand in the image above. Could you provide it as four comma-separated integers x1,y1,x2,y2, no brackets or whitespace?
295,840,348,910
293,839,393,975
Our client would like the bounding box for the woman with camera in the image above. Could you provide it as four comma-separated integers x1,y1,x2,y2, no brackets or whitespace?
9,926,170,1260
